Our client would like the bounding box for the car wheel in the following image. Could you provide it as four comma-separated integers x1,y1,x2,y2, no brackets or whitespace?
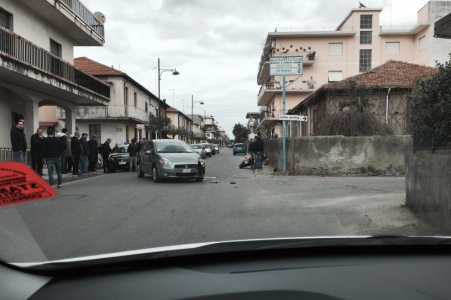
152,165,161,183
209,153,212,157
233,153,235,155
196,167,205,182
108,162,116,173
137,163,144,178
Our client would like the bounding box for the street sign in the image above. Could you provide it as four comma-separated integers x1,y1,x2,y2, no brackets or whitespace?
279,115,307,121
270,56,304,76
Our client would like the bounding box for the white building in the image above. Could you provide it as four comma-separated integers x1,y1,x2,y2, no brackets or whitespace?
0,0,109,149
52,57,162,146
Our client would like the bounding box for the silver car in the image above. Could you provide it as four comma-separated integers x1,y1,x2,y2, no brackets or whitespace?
137,139,205,182
191,144,206,159
200,143,212,157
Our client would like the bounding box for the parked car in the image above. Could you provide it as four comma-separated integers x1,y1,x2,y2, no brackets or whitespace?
190,144,206,159
211,144,219,154
137,139,205,182
200,143,212,157
233,143,246,155
108,145,130,172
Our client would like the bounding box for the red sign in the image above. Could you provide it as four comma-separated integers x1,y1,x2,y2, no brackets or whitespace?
0,162,57,208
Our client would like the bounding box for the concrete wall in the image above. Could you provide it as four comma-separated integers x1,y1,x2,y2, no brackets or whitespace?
405,153,451,233
265,135,412,175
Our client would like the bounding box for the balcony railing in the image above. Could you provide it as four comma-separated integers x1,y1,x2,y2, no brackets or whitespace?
58,105,149,122
0,27,110,98
59,0,105,39
274,25,354,32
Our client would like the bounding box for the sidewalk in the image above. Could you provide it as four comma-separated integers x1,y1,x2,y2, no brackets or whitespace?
42,167,104,184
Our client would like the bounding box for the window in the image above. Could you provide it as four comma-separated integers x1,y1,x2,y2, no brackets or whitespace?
0,9,11,29
145,102,148,112
328,71,343,82
50,39,61,57
328,43,343,56
419,36,426,51
359,49,372,72
360,31,372,44
386,42,400,55
89,124,101,143
134,92,137,107
360,15,372,29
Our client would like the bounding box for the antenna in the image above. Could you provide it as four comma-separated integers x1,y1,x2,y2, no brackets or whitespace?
94,11,106,24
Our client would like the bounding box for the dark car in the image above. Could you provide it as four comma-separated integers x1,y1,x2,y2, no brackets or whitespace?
137,139,205,182
233,143,246,155
108,145,130,172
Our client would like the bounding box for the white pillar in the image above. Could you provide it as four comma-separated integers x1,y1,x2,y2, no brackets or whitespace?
25,100,39,136
65,109,76,135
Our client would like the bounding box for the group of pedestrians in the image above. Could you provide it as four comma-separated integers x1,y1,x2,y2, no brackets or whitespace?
9,119,113,189
248,132,265,173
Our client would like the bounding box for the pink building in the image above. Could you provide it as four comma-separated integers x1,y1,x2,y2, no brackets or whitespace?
256,0,451,138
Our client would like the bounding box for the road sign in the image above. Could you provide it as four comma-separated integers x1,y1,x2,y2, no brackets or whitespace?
270,56,304,76
279,115,307,121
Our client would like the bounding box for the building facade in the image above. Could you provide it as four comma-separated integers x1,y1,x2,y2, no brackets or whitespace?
0,0,109,150
256,0,451,138
166,107,193,143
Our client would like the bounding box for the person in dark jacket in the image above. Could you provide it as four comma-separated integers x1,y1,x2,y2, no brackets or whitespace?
71,132,82,175
42,127,63,188
253,132,265,173
127,138,138,172
79,133,89,173
30,128,45,176
10,120,27,163
102,139,113,173
59,128,68,174
87,135,98,172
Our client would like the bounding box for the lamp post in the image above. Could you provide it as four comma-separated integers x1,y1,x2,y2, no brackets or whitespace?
157,58,179,139
191,94,204,144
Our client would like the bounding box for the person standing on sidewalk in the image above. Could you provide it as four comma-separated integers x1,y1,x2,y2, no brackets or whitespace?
127,138,138,172
87,135,98,172
58,128,68,174
66,134,73,173
79,133,89,173
10,120,27,163
42,127,63,189
30,128,45,176
102,138,113,173
253,132,265,173
71,132,82,175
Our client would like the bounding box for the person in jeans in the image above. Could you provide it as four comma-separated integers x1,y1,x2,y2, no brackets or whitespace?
127,138,138,172
30,128,45,176
253,132,265,173
10,120,27,163
42,127,63,189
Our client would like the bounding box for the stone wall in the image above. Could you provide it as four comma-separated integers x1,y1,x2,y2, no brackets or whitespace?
265,135,412,175
405,153,451,233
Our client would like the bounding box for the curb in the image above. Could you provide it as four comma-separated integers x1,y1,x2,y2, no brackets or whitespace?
42,171,104,184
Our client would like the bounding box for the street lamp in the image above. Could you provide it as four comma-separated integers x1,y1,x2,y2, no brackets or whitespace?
157,58,179,138
191,94,204,143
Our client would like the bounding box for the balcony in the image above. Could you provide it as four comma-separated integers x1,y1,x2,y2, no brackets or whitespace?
257,84,314,107
16,0,105,45
0,27,109,105
257,51,316,85
57,105,149,124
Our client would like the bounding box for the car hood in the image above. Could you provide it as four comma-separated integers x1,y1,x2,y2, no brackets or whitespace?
10,236,451,271
159,153,200,164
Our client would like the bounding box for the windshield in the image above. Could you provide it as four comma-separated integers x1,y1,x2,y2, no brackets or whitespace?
156,141,194,153
0,0,448,267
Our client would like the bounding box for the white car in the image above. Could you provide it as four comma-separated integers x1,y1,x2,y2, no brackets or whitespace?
200,143,212,157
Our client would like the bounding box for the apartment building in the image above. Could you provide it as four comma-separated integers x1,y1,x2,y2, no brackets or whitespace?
191,114,205,144
52,56,161,145
166,107,193,143
0,0,109,149
202,116,218,142
256,0,451,138
245,112,259,139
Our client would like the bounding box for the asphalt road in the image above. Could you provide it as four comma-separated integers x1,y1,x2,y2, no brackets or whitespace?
0,147,442,262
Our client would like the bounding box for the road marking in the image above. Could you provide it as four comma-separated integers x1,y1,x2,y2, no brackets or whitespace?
204,177,217,179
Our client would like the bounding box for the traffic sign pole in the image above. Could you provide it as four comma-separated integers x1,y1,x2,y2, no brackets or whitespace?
282,75,286,172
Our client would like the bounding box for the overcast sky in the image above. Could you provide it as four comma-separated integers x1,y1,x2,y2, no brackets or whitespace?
75,0,430,138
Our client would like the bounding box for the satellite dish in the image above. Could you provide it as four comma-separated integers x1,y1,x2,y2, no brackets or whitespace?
94,11,106,24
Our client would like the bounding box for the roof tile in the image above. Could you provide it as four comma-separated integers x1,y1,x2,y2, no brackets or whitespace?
74,57,126,76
